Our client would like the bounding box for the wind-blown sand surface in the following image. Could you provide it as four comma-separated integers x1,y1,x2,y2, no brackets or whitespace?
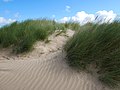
0,30,113,90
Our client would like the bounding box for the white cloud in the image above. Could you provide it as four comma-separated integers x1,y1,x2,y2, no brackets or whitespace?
95,10,117,23
3,0,12,2
60,17,71,23
0,17,16,26
71,11,95,24
60,10,117,25
65,6,71,12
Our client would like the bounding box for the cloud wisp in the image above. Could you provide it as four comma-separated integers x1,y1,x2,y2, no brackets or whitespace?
65,6,71,12
3,0,12,2
14,12,21,18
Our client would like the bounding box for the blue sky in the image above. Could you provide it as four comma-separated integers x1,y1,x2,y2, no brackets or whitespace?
0,0,120,25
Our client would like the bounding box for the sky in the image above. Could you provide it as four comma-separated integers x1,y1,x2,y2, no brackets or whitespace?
0,0,120,26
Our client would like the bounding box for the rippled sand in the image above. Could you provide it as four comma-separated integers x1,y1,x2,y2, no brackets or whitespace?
0,30,111,90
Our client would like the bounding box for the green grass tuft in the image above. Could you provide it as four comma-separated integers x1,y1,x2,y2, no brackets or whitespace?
0,19,67,53
64,21,120,88
64,22,80,30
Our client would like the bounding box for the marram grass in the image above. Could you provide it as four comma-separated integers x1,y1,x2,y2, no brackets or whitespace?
0,19,67,53
64,21,81,31
64,21,120,88
0,19,80,53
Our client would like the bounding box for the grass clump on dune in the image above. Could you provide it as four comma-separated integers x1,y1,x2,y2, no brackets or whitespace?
64,22,81,31
64,21,120,88
0,19,66,53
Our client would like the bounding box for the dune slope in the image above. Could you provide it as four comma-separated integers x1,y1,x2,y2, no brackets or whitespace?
0,30,112,90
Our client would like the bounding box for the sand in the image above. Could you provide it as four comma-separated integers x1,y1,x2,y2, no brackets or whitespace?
0,30,114,90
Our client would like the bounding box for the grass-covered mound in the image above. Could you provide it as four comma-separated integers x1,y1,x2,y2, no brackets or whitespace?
0,19,66,53
0,19,81,54
64,21,120,88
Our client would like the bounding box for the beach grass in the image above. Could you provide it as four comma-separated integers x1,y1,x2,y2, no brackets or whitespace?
64,22,81,31
0,19,67,53
64,21,120,88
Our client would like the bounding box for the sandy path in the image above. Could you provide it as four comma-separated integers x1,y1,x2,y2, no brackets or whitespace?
0,30,113,90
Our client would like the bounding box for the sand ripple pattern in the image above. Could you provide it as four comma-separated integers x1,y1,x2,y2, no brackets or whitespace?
0,51,110,90
0,30,111,90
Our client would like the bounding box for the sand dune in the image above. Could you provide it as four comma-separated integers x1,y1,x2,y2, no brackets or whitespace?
0,30,112,90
